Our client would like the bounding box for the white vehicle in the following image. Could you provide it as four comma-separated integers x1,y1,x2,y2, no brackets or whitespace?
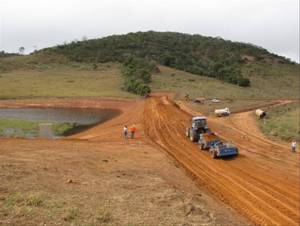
214,107,230,117
211,98,220,103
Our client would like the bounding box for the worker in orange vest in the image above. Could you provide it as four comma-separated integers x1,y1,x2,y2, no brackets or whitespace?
130,125,136,139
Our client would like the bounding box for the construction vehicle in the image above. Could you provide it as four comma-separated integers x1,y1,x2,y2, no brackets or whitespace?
198,132,238,158
185,116,209,142
186,116,239,159
208,141,239,159
198,132,219,150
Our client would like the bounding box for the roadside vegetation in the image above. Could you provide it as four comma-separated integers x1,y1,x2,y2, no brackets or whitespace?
0,50,19,58
121,56,156,95
259,103,300,142
0,119,74,137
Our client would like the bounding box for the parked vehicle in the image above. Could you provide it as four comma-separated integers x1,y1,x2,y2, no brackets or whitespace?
211,98,221,103
214,107,230,117
255,109,266,119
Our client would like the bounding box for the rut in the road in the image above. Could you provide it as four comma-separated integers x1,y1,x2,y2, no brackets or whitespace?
143,97,300,226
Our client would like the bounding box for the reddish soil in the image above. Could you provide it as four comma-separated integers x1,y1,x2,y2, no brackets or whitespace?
145,97,299,226
0,96,299,225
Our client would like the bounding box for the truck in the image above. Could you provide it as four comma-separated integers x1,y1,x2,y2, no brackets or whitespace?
185,116,209,142
214,107,230,117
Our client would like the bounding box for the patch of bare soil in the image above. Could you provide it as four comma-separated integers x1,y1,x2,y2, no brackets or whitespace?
0,98,249,226
0,139,249,226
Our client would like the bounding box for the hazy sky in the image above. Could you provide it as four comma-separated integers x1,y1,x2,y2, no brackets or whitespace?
1,0,299,62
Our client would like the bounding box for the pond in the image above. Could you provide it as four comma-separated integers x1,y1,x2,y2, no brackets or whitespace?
0,108,120,138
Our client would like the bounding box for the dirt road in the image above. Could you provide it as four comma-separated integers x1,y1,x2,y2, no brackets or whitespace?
1,96,299,225
143,97,300,226
0,97,250,225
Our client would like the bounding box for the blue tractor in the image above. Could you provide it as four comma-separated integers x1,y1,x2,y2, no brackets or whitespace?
186,116,239,159
185,116,209,142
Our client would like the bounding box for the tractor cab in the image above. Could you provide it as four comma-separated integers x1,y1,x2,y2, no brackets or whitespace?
191,116,208,131
186,116,209,142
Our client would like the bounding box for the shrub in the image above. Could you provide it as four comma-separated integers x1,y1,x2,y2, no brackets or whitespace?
238,77,251,87
122,57,153,95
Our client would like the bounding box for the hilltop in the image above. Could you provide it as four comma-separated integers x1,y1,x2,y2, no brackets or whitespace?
40,31,296,87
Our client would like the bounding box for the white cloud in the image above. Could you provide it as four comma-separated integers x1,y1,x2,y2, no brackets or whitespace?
0,0,299,62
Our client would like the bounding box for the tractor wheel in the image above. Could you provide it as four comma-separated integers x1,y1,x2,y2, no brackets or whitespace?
210,149,217,159
189,130,198,142
185,128,190,137
189,131,194,141
200,143,205,150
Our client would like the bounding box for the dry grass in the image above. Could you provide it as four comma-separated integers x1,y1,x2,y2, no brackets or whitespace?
259,103,300,142
151,65,299,100
0,63,135,99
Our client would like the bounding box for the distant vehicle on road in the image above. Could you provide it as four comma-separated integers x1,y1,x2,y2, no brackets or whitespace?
214,107,230,117
211,98,221,103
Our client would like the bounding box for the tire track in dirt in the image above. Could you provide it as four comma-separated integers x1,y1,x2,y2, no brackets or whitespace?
143,97,300,226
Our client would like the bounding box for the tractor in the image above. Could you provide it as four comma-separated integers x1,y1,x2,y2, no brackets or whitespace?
185,116,209,142
186,116,239,159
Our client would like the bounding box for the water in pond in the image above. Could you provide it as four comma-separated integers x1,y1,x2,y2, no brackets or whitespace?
0,108,120,138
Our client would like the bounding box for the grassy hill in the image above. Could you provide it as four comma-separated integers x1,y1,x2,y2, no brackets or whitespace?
39,31,296,87
0,31,298,100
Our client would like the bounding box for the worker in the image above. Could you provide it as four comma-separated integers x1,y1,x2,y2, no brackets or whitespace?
130,125,136,139
291,140,297,152
123,125,128,138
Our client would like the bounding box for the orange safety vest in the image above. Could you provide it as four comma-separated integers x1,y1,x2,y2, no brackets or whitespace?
130,127,136,132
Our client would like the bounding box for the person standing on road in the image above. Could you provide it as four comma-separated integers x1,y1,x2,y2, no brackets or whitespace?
130,125,136,139
123,125,128,138
291,140,297,152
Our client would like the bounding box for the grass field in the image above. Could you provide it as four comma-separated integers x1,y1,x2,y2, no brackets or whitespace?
151,65,299,115
152,65,299,100
259,103,300,142
1,54,299,100
0,119,74,137
0,62,135,99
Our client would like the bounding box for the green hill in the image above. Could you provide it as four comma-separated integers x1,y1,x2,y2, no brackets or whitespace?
0,31,299,100
40,31,296,87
